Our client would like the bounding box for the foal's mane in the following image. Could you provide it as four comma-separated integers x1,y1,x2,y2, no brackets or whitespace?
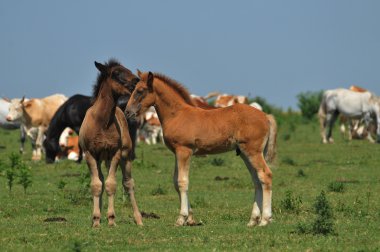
91,59,122,102
152,72,196,106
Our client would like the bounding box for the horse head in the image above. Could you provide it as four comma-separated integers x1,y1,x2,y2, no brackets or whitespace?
125,71,155,118
93,60,140,99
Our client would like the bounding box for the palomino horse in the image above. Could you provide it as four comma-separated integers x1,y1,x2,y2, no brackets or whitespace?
79,60,142,227
126,71,277,227
318,88,380,143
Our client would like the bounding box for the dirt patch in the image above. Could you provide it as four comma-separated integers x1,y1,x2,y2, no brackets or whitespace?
214,176,229,181
44,217,67,222
141,211,160,219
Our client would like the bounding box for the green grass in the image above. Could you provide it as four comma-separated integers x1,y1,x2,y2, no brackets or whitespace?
0,119,380,251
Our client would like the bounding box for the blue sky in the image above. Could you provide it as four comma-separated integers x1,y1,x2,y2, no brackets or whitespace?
1,0,379,109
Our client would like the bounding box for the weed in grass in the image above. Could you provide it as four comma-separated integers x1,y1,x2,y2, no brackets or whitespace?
211,157,225,166
328,181,345,193
280,190,302,214
296,191,335,235
312,191,335,235
296,169,306,177
6,168,15,192
57,180,67,190
151,184,167,196
9,152,21,169
282,156,296,166
282,133,291,141
17,163,32,194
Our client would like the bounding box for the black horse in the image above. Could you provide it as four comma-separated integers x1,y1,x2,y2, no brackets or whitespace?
44,94,138,163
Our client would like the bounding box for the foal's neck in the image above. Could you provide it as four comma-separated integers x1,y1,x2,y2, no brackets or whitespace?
93,82,117,127
153,82,191,125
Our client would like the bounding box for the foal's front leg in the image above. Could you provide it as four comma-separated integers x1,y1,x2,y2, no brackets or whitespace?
174,148,193,226
85,152,104,227
105,155,120,227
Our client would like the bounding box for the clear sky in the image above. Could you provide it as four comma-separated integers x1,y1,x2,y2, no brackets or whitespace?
1,0,379,109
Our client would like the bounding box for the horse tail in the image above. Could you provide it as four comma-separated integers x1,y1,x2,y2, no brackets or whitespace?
318,92,327,137
264,114,277,164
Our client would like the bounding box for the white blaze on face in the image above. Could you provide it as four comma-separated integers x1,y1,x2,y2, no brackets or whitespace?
6,99,25,121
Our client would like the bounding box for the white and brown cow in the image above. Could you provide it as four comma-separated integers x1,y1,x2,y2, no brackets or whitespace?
6,94,67,160
204,92,249,108
138,106,164,145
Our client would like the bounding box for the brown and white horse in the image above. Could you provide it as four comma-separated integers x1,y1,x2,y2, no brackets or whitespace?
126,71,277,227
79,60,143,227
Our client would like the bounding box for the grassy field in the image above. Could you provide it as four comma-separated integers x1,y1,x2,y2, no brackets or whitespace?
0,118,379,251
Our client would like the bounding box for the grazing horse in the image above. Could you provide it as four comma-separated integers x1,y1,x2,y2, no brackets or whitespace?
79,60,142,227
318,88,380,143
126,72,277,227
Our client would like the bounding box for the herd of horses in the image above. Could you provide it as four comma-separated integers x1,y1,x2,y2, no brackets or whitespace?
1,59,379,228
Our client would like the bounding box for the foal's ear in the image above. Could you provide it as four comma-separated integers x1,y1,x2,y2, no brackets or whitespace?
136,69,143,78
147,72,154,92
20,96,25,104
94,61,107,73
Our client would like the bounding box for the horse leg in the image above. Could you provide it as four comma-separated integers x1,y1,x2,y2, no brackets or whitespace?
121,157,143,226
363,113,376,143
19,125,26,154
174,147,192,226
240,148,272,227
105,156,119,227
326,111,338,143
85,152,104,227
32,126,44,160
319,107,328,144
240,153,262,226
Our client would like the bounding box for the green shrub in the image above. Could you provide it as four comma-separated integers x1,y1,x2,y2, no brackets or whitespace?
296,91,323,120
17,163,32,194
328,181,345,193
280,191,302,213
312,191,335,235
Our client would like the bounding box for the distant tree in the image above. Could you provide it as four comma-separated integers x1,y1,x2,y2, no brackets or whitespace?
296,91,323,120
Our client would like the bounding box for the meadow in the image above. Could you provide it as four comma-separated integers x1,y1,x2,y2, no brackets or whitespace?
0,117,379,251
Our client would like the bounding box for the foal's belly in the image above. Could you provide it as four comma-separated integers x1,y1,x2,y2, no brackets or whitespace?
192,137,237,155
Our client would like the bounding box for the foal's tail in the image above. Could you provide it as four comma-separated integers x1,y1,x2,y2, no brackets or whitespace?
264,114,277,163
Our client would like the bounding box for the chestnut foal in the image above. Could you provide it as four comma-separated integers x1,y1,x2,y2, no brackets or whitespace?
79,60,143,227
126,71,277,227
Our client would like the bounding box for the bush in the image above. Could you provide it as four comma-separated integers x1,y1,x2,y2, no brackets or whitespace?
328,181,345,193
312,191,335,235
280,190,302,213
296,91,323,120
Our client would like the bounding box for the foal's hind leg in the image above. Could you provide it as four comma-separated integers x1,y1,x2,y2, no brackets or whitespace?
241,153,262,226
174,147,193,226
85,151,104,227
105,154,120,227
120,158,143,226
241,149,272,227
173,156,195,226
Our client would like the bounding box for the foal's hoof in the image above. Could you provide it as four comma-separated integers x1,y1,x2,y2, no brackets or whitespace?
247,217,261,227
175,216,186,226
258,217,272,227
92,216,101,228
134,212,144,226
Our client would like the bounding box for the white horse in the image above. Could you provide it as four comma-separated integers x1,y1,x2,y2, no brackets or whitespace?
318,88,380,143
